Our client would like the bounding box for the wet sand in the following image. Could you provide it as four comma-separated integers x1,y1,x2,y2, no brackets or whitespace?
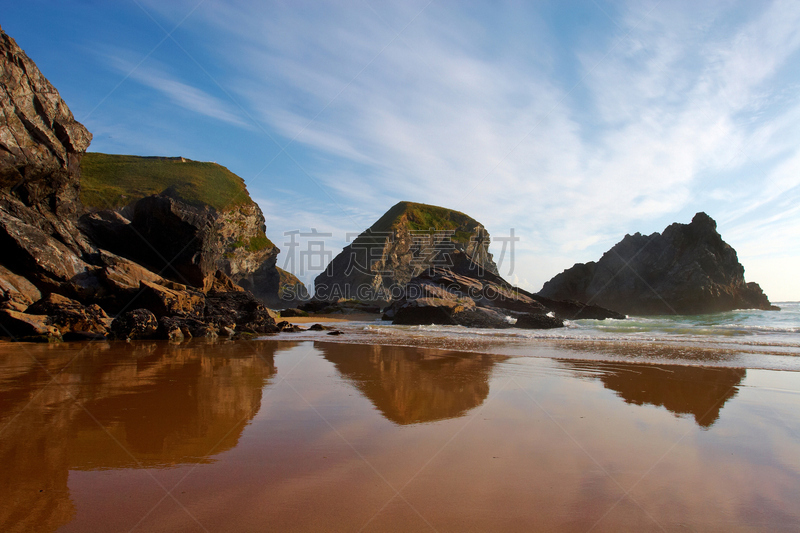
1,339,799,531
282,312,382,323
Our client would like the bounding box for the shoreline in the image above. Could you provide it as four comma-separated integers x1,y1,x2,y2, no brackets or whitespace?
2,338,798,531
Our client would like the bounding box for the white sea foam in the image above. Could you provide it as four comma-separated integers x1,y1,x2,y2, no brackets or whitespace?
270,303,800,370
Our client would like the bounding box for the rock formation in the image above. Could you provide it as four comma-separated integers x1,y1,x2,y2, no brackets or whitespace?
314,201,496,303
313,201,622,328
79,153,300,305
387,250,623,329
0,25,93,256
0,24,97,317
0,26,281,341
539,212,777,315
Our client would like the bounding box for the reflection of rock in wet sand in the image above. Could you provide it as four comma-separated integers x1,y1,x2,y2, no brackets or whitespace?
565,360,745,427
0,340,287,533
319,343,500,425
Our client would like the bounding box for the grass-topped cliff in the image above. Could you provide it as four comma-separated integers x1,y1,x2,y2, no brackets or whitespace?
314,200,497,302
80,153,252,212
369,201,481,244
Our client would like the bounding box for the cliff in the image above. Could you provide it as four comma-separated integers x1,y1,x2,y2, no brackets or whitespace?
315,201,497,303
0,25,93,256
0,26,283,341
79,153,295,305
539,212,777,315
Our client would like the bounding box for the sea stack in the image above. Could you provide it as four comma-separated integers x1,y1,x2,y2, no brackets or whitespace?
538,212,777,315
316,201,623,327
314,201,497,304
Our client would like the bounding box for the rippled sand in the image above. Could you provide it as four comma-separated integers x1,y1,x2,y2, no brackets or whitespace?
1,339,799,531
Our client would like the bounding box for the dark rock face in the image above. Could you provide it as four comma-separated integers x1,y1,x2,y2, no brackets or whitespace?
90,192,289,306
315,201,498,304
539,212,777,315
25,293,110,339
389,249,622,329
204,290,279,335
110,309,158,340
130,195,217,286
0,309,61,341
514,313,564,329
0,26,92,255
0,27,281,343
0,264,41,311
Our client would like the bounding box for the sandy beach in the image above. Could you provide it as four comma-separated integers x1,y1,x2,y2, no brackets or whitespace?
282,312,382,324
1,337,799,532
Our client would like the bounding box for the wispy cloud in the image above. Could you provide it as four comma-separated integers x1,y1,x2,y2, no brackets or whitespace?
133,0,800,298
102,50,252,129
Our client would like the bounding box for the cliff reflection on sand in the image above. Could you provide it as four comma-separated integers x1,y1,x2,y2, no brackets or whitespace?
565,360,745,427
0,340,287,532
319,343,503,424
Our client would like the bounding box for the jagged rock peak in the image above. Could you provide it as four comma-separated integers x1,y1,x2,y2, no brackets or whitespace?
314,201,498,303
538,212,777,315
691,211,716,229
0,26,92,188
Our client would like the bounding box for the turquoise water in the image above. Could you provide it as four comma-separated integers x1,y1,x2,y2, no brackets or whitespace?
564,302,800,344
279,303,800,370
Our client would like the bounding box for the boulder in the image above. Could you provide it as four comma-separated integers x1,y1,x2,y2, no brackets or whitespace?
0,264,41,311
279,308,308,318
204,291,279,334
96,250,165,292
393,301,459,326
135,280,205,319
0,309,61,341
539,212,778,315
110,309,158,340
276,321,303,333
0,209,90,285
513,313,564,329
157,316,218,340
26,293,110,339
202,270,244,294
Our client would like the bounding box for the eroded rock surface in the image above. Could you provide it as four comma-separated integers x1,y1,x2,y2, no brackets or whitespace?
0,26,282,342
388,252,622,329
539,213,777,315
315,201,497,304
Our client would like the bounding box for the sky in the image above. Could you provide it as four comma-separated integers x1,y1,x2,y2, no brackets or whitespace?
4,0,800,301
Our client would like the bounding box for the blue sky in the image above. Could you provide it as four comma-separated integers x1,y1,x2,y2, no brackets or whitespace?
4,0,800,300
